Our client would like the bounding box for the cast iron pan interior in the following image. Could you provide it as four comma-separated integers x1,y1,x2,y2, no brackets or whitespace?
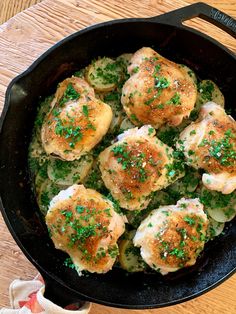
0,2,236,309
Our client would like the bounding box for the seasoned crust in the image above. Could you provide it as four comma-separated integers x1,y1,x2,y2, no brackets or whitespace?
98,125,176,211
146,212,206,269
133,198,209,274
178,102,236,194
121,47,197,128
46,184,126,274
41,77,112,161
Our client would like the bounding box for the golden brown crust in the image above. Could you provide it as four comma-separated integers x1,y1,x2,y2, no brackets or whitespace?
98,127,174,210
46,185,125,273
54,77,95,100
41,77,112,160
133,198,209,274
199,119,235,175
180,103,236,175
149,212,207,269
121,47,197,128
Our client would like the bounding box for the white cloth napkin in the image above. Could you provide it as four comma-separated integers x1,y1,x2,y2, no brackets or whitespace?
0,274,91,314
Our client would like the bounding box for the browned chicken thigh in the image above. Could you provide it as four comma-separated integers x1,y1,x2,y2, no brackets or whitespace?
121,47,197,128
46,185,126,274
99,125,182,211
41,77,112,160
178,102,236,194
133,198,208,274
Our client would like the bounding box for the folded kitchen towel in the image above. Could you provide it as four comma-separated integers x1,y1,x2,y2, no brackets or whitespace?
0,274,91,314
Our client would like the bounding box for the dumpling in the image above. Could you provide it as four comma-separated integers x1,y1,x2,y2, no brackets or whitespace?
177,102,236,194
46,184,126,274
121,47,197,128
41,77,112,160
133,198,209,275
99,125,183,211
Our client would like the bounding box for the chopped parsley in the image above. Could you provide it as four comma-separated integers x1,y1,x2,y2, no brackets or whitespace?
198,80,214,101
84,167,105,192
209,129,236,166
200,188,236,218
40,191,50,207
148,127,155,136
156,126,179,147
64,257,77,270
133,66,139,73
184,216,196,226
49,159,74,181
106,193,122,214
82,105,89,117
154,64,161,74
55,120,82,149
169,248,185,259
154,76,170,89
73,69,85,78
166,92,181,106
35,95,53,128
37,161,49,180
104,91,120,102
108,245,119,258
199,129,236,166
130,113,140,123
76,205,85,213
90,58,120,85
111,142,148,182
190,130,196,136
165,149,185,181
59,83,80,106
58,206,110,261
144,67,170,106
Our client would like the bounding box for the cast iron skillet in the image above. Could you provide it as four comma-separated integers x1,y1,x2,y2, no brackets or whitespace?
0,2,236,309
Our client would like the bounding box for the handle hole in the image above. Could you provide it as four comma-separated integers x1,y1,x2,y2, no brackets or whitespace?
183,17,235,54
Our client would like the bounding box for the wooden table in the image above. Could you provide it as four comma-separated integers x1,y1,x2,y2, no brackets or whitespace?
0,0,235,313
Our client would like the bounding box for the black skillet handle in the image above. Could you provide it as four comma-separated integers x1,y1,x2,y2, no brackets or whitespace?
149,2,236,38
43,274,89,309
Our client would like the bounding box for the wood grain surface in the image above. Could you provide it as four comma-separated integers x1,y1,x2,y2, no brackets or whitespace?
0,0,235,312
0,0,42,24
